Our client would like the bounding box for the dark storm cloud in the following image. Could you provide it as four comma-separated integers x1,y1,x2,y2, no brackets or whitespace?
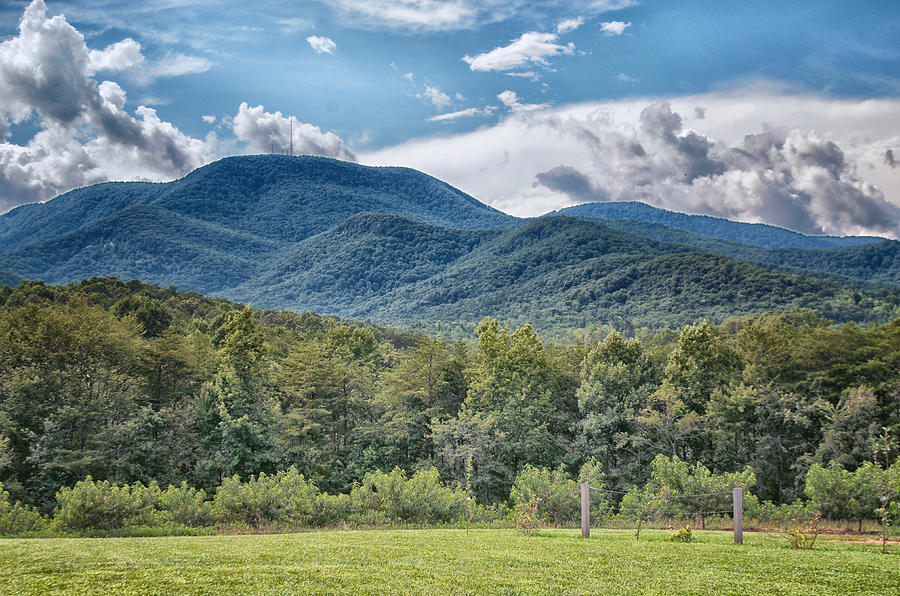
535,165,601,202
532,101,900,236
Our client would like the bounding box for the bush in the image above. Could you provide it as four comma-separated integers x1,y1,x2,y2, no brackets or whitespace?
157,482,214,527
54,477,160,531
746,499,815,527
213,467,324,529
514,499,541,536
349,467,467,525
0,482,47,535
510,464,577,527
670,526,695,542
783,514,821,549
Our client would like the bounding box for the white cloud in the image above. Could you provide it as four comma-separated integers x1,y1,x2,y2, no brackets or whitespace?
0,1,353,213
427,106,495,122
362,90,900,237
131,52,212,85
600,21,630,36
307,35,337,54
87,38,144,74
556,17,584,34
616,72,637,83
232,102,356,161
463,31,575,72
497,90,549,113
0,1,215,211
506,71,539,80
317,0,478,31
403,72,414,82
423,84,451,109
315,1,637,31
276,17,314,33
589,1,638,11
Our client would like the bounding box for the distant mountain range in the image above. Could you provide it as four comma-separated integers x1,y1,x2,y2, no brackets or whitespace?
1,154,898,335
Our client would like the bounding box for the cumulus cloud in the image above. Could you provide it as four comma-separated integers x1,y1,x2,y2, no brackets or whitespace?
423,84,451,109
232,102,356,161
427,106,496,122
616,72,637,83
535,165,600,202
307,35,337,54
463,31,575,72
363,93,900,237
0,1,354,213
0,1,214,211
556,17,584,34
886,149,896,168
497,90,549,113
600,21,630,36
87,38,144,74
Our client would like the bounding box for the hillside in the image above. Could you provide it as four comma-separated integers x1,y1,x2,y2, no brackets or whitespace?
589,217,900,287
348,217,900,333
552,201,882,249
234,212,499,313
0,205,282,294
0,154,518,254
1,155,899,335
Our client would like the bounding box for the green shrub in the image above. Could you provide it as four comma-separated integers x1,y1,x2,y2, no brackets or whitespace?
0,482,47,535
670,526,695,542
157,482,214,527
514,499,541,536
213,467,325,529
510,464,577,527
349,467,467,525
53,478,161,531
783,514,821,549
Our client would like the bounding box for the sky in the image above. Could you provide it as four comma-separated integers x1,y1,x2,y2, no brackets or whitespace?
1,0,899,237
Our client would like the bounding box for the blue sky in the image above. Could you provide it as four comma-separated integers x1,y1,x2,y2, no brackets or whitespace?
1,0,899,236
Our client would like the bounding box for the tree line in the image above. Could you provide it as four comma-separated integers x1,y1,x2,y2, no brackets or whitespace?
0,278,897,522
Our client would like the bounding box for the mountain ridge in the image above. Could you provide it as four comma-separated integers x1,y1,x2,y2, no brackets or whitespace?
1,154,898,335
551,201,883,249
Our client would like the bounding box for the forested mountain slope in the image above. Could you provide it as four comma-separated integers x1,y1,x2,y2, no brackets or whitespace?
0,154,518,254
349,217,900,333
587,217,900,287
1,155,899,335
553,201,882,249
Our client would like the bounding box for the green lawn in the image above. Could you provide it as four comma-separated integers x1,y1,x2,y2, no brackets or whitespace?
1,529,896,595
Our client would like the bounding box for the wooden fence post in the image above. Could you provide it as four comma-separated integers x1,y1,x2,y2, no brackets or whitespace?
581,482,590,538
733,487,743,545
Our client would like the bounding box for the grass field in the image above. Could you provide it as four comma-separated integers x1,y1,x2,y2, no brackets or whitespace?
1,529,897,595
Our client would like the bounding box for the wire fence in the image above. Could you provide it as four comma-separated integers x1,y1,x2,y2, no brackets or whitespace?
583,484,740,520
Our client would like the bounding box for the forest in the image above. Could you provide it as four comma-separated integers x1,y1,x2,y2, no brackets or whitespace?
0,277,898,533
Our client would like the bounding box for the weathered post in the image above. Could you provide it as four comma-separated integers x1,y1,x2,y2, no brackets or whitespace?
733,487,743,545
581,482,590,538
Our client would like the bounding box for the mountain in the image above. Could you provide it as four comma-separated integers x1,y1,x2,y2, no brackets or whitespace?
0,204,282,294
0,154,518,254
552,201,882,249
1,155,898,336
587,217,900,287
234,212,499,313
333,217,899,334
